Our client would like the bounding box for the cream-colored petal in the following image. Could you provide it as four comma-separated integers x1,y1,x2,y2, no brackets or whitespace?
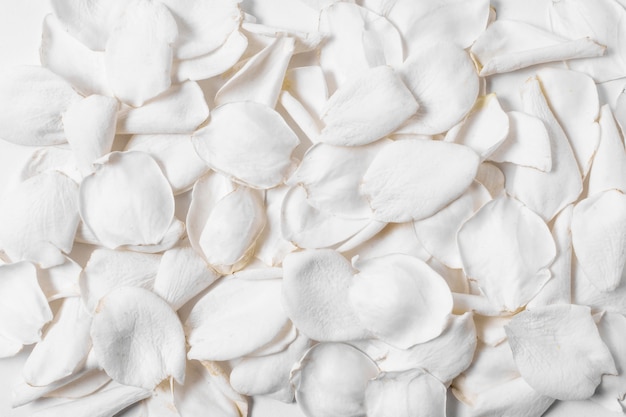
505,304,616,400
104,0,177,107
292,343,379,417
458,195,556,312
91,286,186,390
588,105,626,196
362,139,479,222
79,151,175,249
193,102,299,189
0,66,81,146
474,162,505,198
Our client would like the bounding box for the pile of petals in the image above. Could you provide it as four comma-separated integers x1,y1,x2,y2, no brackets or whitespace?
1,0,626,416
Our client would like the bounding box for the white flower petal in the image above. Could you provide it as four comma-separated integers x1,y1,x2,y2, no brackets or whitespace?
186,276,288,361
41,14,111,97
79,151,175,249
571,190,626,292
215,36,295,108
475,162,505,198
362,139,479,223
458,195,556,312
365,369,446,417
0,171,79,268
469,377,555,417
80,248,161,313
120,218,185,254
573,257,626,315
333,219,388,253
255,186,297,266
104,0,177,107
193,102,299,189
592,312,626,412
505,304,617,400
282,249,369,341
0,334,23,358
0,262,52,348
318,66,417,146
46,368,110,401
588,105,626,196
349,254,453,348
23,297,92,387
500,77,582,221
91,286,186,390
413,181,491,269
117,81,210,135
398,42,478,135
0,66,81,146
249,319,298,357
284,66,329,121
292,343,379,417
489,111,552,172
63,95,118,176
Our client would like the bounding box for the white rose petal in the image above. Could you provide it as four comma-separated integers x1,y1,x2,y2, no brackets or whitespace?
588,105,626,196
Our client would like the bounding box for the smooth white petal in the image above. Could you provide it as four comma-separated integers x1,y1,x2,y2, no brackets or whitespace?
120,218,185,254
505,304,616,400
117,81,209,135
0,334,22,358
255,185,297,266
284,66,329,121
469,377,555,417
571,190,626,292
242,0,318,33
592,312,626,412
249,319,298,357
79,151,175,249
19,146,80,184
349,254,453,348
588,105,626,195
362,139,479,222
398,42,479,135
186,276,288,361
458,195,556,312
475,162,505,198
0,66,81,146
105,0,177,107
193,102,299,189
91,286,186,390
282,249,369,341
292,343,379,417
573,257,626,315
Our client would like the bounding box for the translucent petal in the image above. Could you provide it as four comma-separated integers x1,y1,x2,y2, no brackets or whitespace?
588,105,626,195
104,0,177,107
116,81,210,135
0,66,81,146
592,312,626,412
349,254,453,348
79,151,175,249
489,111,552,172
63,95,118,176
475,162,505,198
457,195,556,312
398,42,479,135
91,286,186,390
186,276,288,361
282,249,369,341
365,369,446,417
505,304,616,400
292,343,379,417
413,181,491,269
0,171,79,268
193,102,299,189
571,190,626,292
362,139,479,222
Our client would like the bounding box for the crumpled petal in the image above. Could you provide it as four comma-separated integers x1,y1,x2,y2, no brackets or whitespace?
104,0,177,107
398,41,478,135
186,275,288,361
571,189,626,292
22,296,92,387
91,286,186,390
592,312,626,412
215,36,295,108
0,171,79,268
489,111,552,172
505,304,617,400
362,139,479,222
292,343,379,417
79,151,175,249
282,249,369,341
365,369,446,417
116,81,210,135
80,248,161,313
588,105,626,196
193,102,299,189
0,262,52,350
0,66,81,146
63,95,118,176
500,77,582,221
413,181,491,269
349,254,453,348
458,195,556,312
153,246,218,311
318,66,417,146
